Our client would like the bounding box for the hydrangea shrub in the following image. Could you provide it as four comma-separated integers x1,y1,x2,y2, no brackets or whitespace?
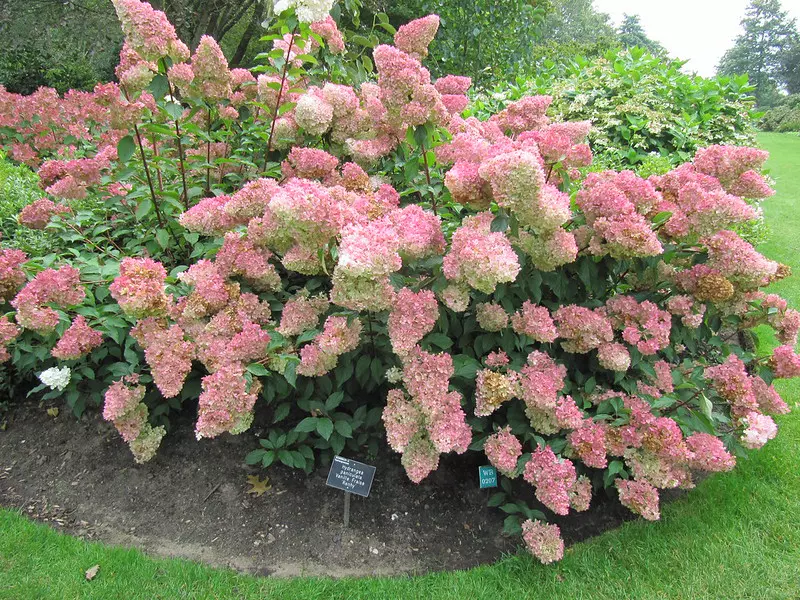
0,0,797,564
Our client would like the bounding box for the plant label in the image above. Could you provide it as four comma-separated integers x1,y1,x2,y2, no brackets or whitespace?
326,455,376,498
478,465,498,489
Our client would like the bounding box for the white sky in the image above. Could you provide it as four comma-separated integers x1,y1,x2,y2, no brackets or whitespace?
593,0,800,77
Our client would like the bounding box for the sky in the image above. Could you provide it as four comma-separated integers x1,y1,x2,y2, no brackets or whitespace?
593,0,800,77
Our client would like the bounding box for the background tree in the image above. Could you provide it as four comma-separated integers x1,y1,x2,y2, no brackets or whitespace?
782,40,800,94
617,14,665,55
717,0,798,107
362,0,551,85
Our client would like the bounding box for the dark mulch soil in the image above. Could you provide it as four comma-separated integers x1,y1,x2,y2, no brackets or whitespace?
0,399,637,577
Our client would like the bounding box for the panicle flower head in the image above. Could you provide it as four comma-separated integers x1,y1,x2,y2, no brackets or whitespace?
0,248,28,302
388,288,439,357
196,364,259,439
12,265,85,333
277,292,329,337
597,342,631,372
703,230,778,291
394,15,439,59
522,520,564,564
18,199,69,229
443,212,520,294
490,95,552,134
274,0,336,23
553,305,613,354
510,301,557,343
283,147,339,181
474,369,517,417
705,354,757,415
103,376,146,423
382,389,422,452
178,260,229,318
401,434,440,483
476,302,509,332
770,345,800,379
133,320,195,398
297,316,361,377
295,88,334,136
109,257,168,318
484,427,522,476
310,15,345,54
515,229,578,272
523,446,577,515
0,317,20,362
740,411,778,449
616,479,660,520
685,433,736,472
38,366,71,391
604,296,672,355
568,420,608,468
215,232,281,291
111,0,190,63
693,145,770,193
190,36,231,101
751,376,790,415
387,205,446,260
52,315,103,360
485,350,510,368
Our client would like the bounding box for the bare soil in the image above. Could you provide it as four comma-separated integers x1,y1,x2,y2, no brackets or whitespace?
0,399,635,577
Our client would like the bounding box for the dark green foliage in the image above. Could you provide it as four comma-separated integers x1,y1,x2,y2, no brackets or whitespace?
717,0,799,107
617,14,665,55
759,94,800,132
474,48,760,167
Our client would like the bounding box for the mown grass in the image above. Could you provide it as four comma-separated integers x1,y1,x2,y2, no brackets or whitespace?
1,133,800,600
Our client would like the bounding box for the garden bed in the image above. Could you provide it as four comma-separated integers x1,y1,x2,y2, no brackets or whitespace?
0,400,634,577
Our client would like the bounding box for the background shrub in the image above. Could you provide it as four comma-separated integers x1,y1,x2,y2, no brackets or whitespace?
760,94,800,132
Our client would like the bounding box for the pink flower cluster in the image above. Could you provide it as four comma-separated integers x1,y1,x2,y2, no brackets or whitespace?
522,520,564,565
0,249,27,302
384,347,471,483
103,375,166,463
132,319,195,398
553,305,613,354
0,317,21,362
443,212,520,295
277,292,329,337
111,0,190,63
484,427,522,476
297,316,361,376
38,146,116,199
196,364,260,440
523,446,579,515
510,301,557,343
576,171,663,259
18,199,70,229
11,265,84,333
616,479,660,521
52,315,103,360
387,288,439,357
604,295,672,355
110,257,169,318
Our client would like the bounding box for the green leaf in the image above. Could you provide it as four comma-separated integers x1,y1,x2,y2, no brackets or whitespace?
262,450,276,467
334,420,352,438
135,198,153,220
325,391,345,412
117,135,136,163
295,417,318,433
272,403,290,423
247,363,270,377
316,418,334,441
487,492,505,507
155,229,169,250
245,449,266,465
503,515,522,535
425,333,453,350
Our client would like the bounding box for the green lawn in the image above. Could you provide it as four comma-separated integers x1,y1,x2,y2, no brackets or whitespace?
2,134,800,600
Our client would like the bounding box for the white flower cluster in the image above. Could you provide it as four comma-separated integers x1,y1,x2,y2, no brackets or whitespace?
274,0,335,23
38,366,71,391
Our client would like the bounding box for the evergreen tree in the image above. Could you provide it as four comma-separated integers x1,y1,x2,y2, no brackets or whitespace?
717,0,798,106
617,14,665,55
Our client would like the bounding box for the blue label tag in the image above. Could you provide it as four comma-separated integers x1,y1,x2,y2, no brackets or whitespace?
478,465,498,489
